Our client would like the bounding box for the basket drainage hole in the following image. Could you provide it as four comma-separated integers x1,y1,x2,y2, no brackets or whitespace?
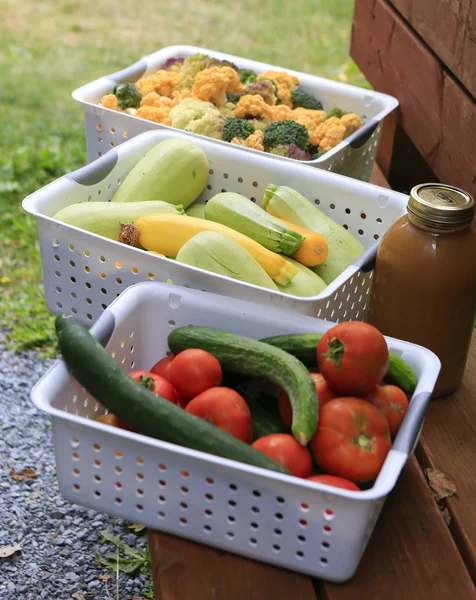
237,177,243,183
272,545,280,553
321,541,330,549
299,519,308,527
73,468,80,476
226,532,235,540
180,502,188,510
158,464,167,471
204,525,212,533
169,320,176,327
94,475,101,482
93,459,101,468
179,517,187,525
229,483,237,492
324,509,334,520
115,497,122,505
251,506,260,514
136,489,144,497
300,503,309,512
323,525,332,534
92,443,101,452
158,511,165,519
275,513,283,521
228,500,236,508
205,493,214,501
136,504,144,512
296,551,304,559
297,535,306,544
250,522,258,530
274,529,282,536
249,538,257,547
136,457,144,465
159,495,166,503
72,453,80,461
206,477,214,485
115,482,123,490
227,516,235,524
181,486,189,494
205,509,213,517
137,472,144,481
114,450,123,459
70,437,79,448
73,484,80,491
276,496,285,505
252,490,261,497
320,557,328,566
159,480,166,488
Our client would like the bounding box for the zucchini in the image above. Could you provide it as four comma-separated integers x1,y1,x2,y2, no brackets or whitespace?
261,333,418,395
185,203,206,219
55,314,288,475
168,326,318,445
111,138,209,208
204,192,305,256
53,200,184,240
262,184,365,284
276,257,327,297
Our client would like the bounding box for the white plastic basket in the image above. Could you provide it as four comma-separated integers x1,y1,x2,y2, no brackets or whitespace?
72,44,398,181
31,282,440,582
22,130,409,329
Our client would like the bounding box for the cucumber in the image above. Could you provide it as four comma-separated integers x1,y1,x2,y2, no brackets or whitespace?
262,184,365,284
111,138,209,208
261,333,418,395
53,200,184,240
55,314,288,475
240,392,285,440
204,192,305,255
168,326,318,445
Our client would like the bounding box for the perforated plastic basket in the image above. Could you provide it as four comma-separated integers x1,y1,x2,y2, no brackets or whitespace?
72,44,398,181
31,282,440,582
22,130,409,329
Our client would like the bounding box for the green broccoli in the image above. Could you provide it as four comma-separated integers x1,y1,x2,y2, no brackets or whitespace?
290,86,323,110
245,79,278,105
113,83,141,110
223,118,255,143
226,93,242,105
239,68,257,85
263,120,309,150
323,107,348,121
312,150,327,160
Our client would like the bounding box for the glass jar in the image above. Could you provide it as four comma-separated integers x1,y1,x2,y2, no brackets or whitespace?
367,183,476,397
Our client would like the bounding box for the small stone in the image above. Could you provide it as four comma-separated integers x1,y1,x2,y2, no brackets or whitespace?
126,533,137,546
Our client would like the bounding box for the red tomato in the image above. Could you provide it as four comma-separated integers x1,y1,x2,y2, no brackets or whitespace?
185,387,253,443
311,397,391,483
170,349,223,400
279,373,337,430
252,434,313,478
307,474,360,491
96,413,131,431
363,385,409,438
317,321,389,396
129,371,176,404
150,356,174,382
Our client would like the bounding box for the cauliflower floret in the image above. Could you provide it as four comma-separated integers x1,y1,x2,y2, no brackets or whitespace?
185,112,225,140
136,70,183,98
173,53,208,89
140,92,174,108
100,94,122,111
171,88,194,106
234,94,271,120
315,117,347,151
218,102,236,119
170,98,224,140
268,104,295,122
135,105,172,126
192,66,244,107
248,117,272,131
292,107,327,145
340,113,364,136
245,129,265,152
257,70,299,107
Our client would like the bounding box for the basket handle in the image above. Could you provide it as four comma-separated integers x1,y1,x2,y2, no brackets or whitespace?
88,310,116,347
347,119,379,150
353,240,379,273
66,150,119,186
107,59,148,83
392,391,431,456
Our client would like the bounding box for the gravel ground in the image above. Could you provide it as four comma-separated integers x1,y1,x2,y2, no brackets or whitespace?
0,335,152,600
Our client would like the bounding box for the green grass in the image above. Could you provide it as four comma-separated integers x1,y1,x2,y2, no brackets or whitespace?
0,0,367,355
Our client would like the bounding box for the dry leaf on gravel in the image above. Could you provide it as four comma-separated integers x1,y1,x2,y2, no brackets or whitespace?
72,594,89,600
99,574,112,581
0,543,22,558
9,467,37,481
424,468,457,502
127,523,146,533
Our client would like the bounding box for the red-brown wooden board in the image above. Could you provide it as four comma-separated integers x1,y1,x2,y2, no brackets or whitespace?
351,0,476,196
387,0,476,99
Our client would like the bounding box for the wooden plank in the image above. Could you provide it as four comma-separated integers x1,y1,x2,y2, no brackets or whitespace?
416,332,476,581
351,0,476,196
148,531,318,600
320,458,476,600
387,0,476,99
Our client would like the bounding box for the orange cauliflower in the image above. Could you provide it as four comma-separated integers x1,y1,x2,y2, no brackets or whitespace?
171,88,194,106
341,113,364,136
140,92,174,109
315,117,346,152
257,70,299,107
235,94,271,120
136,70,183,98
268,104,295,122
292,108,327,145
245,129,264,152
192,66,244,107
100,94,122,111
135,105,172,126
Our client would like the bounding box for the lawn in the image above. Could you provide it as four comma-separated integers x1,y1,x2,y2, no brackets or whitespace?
0,0,367,355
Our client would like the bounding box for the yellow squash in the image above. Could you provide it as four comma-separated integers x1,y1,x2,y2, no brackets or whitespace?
119,214,298,286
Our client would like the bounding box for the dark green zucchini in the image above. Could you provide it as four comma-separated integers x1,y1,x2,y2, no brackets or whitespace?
261,333,417,395
55,314,289,475
168,326,318,445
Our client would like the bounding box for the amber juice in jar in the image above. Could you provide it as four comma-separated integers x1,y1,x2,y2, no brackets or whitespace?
367,184,476,398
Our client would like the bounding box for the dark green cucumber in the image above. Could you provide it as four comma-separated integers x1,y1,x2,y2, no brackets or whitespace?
261,333,418,395
168,326,318,445
241,393,285,440
55,314,289,475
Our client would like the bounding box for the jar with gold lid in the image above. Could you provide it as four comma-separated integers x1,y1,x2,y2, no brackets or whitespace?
367,183,476,397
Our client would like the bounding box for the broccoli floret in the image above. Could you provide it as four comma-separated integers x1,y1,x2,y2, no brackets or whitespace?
239,68,257,85
163,57,185,70
223,118,255,143
263,120,309,150
226,93,242,105
270,144,312,161
323,107,348,121
312,150,327,160
245,79,278,105
290,86,323,110
113,83,141,110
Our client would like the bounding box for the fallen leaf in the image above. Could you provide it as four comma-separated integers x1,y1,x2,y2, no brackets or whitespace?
72,594,89,600
0,543,22,558
132,596,147,600
9,467,37,481
99,574,112,581
127,523,146,533
424,468,457,502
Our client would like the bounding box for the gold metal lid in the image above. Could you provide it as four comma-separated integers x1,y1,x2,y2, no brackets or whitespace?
408,183,475,227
